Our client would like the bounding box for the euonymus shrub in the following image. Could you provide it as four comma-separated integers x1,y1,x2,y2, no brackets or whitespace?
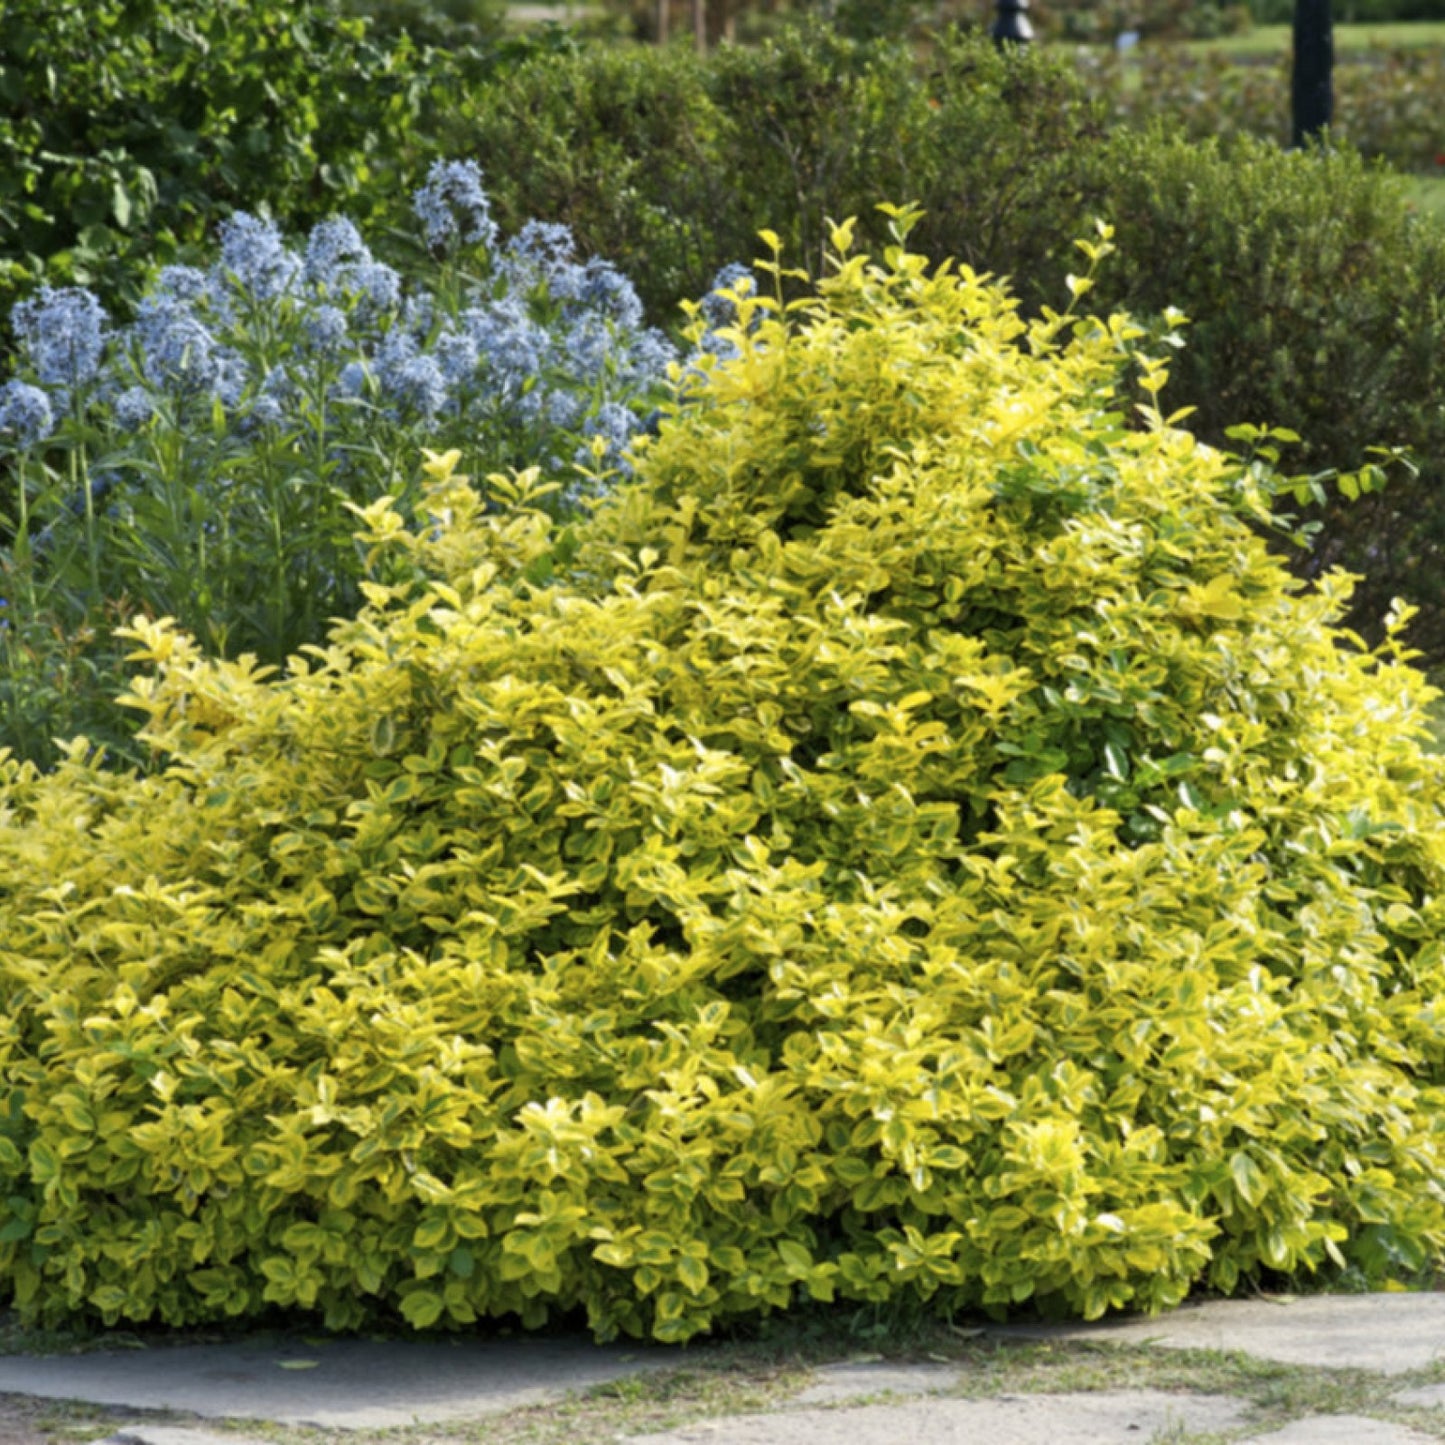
3,215,1445,1341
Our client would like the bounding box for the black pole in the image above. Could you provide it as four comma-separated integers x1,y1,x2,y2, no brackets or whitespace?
1291,0,1333,148
991,0,1033,46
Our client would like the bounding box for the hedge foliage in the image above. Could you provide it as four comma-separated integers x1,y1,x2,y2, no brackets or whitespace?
3,223,1445,1338
462,28,1110,326
1079,43,1445,172
463,29,1445,657
1251,0,1445,19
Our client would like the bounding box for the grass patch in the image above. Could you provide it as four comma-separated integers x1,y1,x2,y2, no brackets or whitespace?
503,1,603,26
1184,20,1445,56
0,1392,194,1445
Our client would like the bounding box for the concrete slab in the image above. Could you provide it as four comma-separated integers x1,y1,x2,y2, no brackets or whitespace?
1393,1382,1445,1409
792,1360,964,1406
0,1334,674,1430
98,1430,275,1445
0,1291,1438,1441
994,1293,1445,1376
1242,1417,1441,1444
624,1389,1253,1445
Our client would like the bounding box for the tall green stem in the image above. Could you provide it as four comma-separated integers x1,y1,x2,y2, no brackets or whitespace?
70,399,100,600
13,450,36,613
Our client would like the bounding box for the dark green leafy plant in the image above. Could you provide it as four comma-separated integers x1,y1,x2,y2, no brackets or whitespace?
1048,0,1251,40
1249,1,1445,22
462,26,1110,322
1075,43,1445,171
0,0,542,337
339,0,507,46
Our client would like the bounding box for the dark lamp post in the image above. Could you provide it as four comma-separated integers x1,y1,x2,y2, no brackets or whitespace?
1292,0,1333,147
991,0,1033,45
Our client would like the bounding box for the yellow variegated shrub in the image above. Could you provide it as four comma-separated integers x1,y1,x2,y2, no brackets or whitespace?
4,215,1445,1340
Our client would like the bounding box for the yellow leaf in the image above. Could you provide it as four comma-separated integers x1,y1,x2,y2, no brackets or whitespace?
1182,574,1245,622
421,447,463,482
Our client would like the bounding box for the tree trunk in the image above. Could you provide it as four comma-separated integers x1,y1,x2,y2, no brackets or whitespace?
656,0,669,43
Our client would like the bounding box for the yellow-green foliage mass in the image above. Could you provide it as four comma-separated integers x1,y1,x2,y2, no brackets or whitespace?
3,216,1445,1341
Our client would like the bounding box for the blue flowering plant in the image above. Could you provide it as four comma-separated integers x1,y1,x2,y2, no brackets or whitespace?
0,161,678,767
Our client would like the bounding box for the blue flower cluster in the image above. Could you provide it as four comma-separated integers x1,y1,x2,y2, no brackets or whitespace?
0,161,726,770
11,286,107,391
2,161,680,493
216,212,303,304
0,380,54,448
413,159,499,255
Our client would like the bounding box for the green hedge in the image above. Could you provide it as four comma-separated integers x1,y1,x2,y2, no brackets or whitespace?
1076,44,1445,173
1251,1,1445,20
463,28,1111,323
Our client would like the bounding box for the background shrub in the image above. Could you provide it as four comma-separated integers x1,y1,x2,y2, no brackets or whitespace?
2,227,1444,1339
1046,0,1251,41
1250,0,1445,19
461,29,1445,659
339,0,507,46
463,27,1110,324
1076,44,1445,171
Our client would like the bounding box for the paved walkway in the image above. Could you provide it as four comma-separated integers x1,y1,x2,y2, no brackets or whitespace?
0,1293,1442,1443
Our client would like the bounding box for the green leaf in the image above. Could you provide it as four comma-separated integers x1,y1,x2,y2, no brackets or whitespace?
399,1289,444,1329
777,1240,812,1273
413,1215,451,1252
676,1253,709,1294
370,714,397,756
1229,1150,1267,1209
